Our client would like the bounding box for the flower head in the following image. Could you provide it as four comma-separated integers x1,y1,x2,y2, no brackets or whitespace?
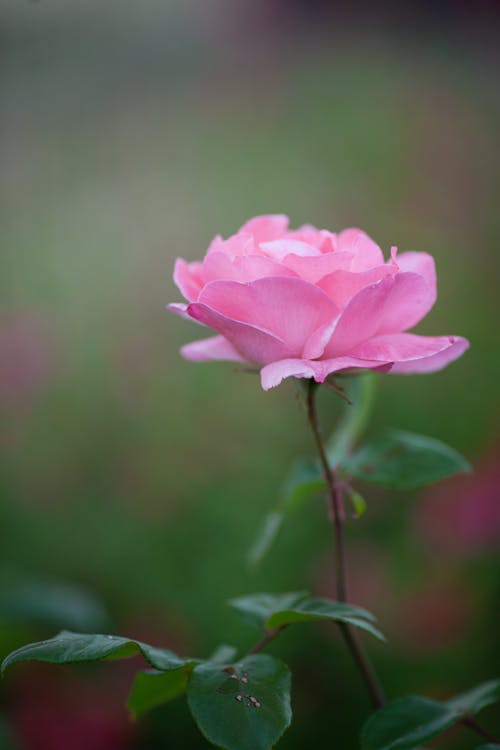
169,215,468,390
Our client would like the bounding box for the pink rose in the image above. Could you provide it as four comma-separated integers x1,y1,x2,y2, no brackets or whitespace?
169,215,469,390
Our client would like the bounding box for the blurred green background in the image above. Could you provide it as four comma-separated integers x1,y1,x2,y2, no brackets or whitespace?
1,1,499,748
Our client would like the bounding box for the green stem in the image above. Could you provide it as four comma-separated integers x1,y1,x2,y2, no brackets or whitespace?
246,626,287,657
306,381,385,710
461,715,500,744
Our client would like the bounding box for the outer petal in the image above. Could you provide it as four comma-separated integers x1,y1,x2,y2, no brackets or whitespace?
198,276,339,357
167,302,204,324
324,276,396,356
376,271,435,334
173,258,204,302
260,356,391,390
324,271,435,356
186,302,292,364
350,333,469,373
337,229,385,270
260,359,318,389
180,335,244,362
238,214,289,242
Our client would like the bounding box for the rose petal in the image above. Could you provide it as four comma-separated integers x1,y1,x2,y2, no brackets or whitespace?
238,214,289,242
324,270,435,356
351,333,470,373
206,232,254,258
260,359,318,389
260,239,321,260
202,252,296,284
396,251,437,305
324,276,396,356
173,259,204,302
260,356,391,390
180,335,244,362
167,302,204,324
376,271,435,334
337,229,385,270
287,227,336,253
187,302,292,364
291,228,338,253
198,276,339,357
302,318,339,360
318,264,395,308
281,251,354,283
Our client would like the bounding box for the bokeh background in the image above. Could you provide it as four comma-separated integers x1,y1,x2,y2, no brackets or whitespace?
1,1,499,748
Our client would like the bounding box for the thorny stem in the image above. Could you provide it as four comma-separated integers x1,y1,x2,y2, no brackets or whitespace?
461,715,500,744
306,381,385,710
246,626,287,657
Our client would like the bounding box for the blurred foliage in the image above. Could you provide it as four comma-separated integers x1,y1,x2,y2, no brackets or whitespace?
1,1,499,748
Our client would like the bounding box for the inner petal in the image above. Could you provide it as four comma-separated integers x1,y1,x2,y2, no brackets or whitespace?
259,239,321,261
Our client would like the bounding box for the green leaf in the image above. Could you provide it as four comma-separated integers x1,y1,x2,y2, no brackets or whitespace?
230,592,307,629
247,461,324,568
128,669,188,718
209,644,238,665
128,643,240,719
448,679,500,715
361,696,459,750
474,746,500,749
361,679,500,750
229,592,384,642
119,643,237,725
187,654,292,750
265,600,384,641
1,631,197,674
345,429,472,490
281,459,325,509
247,512,287,569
